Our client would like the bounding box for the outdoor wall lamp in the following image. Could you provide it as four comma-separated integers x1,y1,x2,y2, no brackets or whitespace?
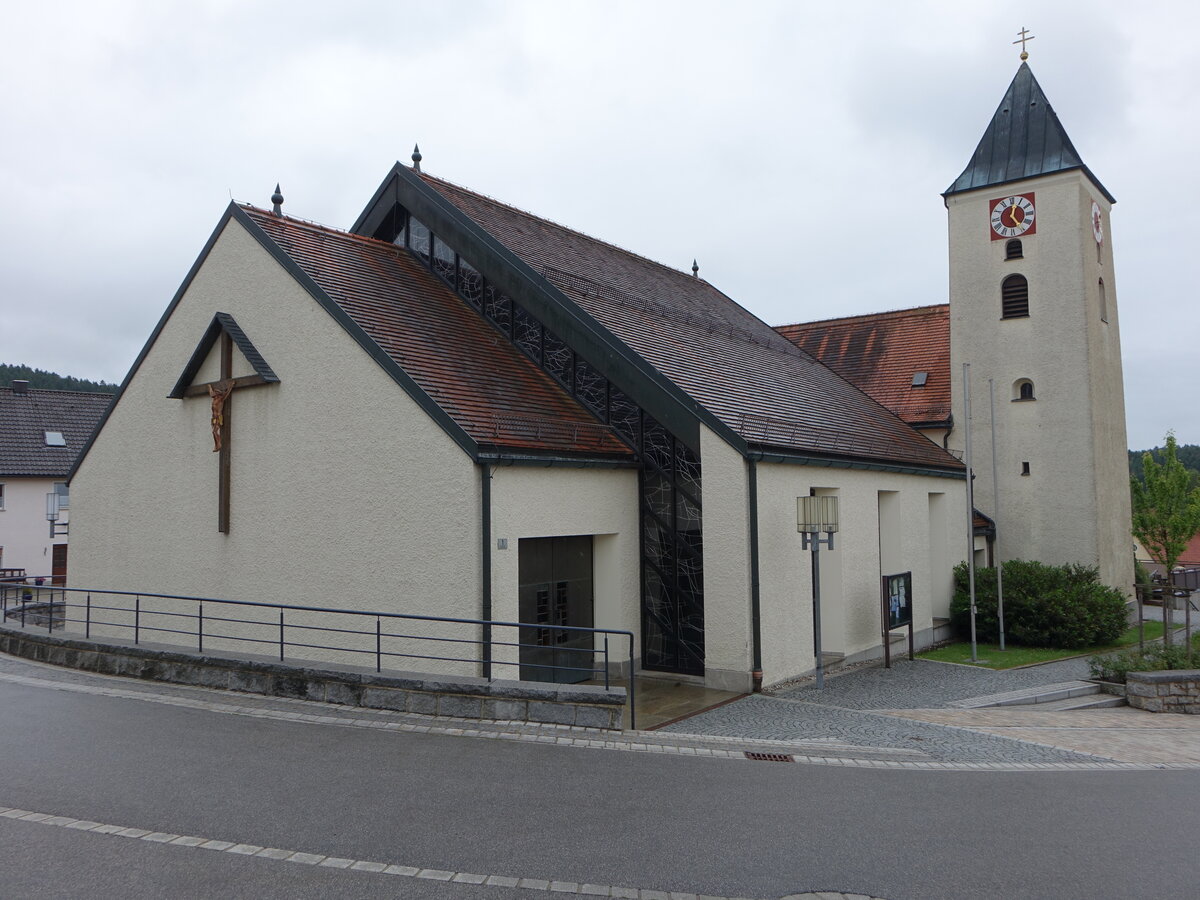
46,492,68,538
797,495,838,688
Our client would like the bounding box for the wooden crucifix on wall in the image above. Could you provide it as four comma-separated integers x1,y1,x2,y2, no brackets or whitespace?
171,312,280,534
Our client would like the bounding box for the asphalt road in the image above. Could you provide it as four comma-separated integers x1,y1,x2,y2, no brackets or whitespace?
0,660,1196,900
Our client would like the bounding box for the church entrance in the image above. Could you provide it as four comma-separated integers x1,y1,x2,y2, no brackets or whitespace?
518,536,595,684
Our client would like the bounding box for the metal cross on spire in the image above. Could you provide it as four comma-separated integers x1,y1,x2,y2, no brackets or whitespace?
1013,27,1035,60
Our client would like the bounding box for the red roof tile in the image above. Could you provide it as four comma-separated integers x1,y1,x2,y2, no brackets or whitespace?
776,305,952,428
242,208,631,460
420,176,962,473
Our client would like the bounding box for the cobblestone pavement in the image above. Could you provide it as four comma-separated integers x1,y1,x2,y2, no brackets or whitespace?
658,656,1200,765
657,693,1105,763
772,657,1095,709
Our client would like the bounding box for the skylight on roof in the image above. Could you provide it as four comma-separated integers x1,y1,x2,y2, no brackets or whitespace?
911,372,928,387
44,431,66,446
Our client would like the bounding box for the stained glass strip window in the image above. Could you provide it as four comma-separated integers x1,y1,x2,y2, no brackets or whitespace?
543,328,573,388
409,217,431,263
458,258,483,309
512,304,542,362
484,285,512,335
432,235,456,285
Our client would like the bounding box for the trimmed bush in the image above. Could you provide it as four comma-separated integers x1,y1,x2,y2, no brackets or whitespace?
1090,640,1199,683
950,559,1127,649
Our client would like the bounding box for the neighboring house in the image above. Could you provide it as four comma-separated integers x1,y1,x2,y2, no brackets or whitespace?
778,62,1132,594
0,381,112,579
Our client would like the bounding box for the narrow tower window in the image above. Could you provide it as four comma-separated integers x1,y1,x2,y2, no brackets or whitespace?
1005,239,1023,260
1021,461,1031,476
1013,379,1035,401
1001,274,1029,319
1099,279,1108,324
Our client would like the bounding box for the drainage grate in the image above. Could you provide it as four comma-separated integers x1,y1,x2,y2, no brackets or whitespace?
744,752,794,763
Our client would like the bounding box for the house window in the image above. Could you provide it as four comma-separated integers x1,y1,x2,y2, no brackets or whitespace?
1005,239,1023,260
44,431,66,446
1099,279,1108,324
0,483,4,510
1013,379,1035,401
1001,274,1029,318
54,482,69,510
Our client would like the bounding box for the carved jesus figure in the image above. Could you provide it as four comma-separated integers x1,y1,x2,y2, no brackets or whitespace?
208,381,234,452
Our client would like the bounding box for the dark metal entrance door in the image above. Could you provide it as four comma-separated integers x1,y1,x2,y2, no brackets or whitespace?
518,536,594,684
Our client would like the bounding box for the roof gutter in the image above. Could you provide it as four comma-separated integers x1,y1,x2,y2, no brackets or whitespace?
747,447,965,480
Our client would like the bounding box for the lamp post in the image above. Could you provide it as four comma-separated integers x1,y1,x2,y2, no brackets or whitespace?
798,495,839,689
45,492,68,539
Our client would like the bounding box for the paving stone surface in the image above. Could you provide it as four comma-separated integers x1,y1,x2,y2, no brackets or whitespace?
772,657,1096,709
657,694,1103,763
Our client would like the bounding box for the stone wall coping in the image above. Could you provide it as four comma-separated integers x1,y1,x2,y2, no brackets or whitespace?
0,624,625,722
1127,670,1200,685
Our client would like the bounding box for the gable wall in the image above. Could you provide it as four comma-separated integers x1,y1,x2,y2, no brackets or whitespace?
70,219,483,669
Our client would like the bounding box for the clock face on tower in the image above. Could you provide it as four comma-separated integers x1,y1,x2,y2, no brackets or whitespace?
989,193,1037,240
1091,201,1104,244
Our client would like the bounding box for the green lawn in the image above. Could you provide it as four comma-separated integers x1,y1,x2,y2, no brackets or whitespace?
918,621,1195,669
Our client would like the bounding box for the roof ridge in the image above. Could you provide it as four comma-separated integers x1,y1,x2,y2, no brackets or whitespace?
0,386,115,398
240,204,396,248
776,304,949,330
419,173,702,288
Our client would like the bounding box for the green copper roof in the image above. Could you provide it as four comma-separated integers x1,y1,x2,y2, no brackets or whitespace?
945,62,1114,202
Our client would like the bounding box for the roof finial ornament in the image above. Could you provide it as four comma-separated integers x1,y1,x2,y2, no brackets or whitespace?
271,184,284,216
1013,27,1035,61
692,259,699,278
412,144,422,173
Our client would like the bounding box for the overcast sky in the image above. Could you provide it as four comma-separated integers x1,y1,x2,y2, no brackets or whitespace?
1,1,1195,450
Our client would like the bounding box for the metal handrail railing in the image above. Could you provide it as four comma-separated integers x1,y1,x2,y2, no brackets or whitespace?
0,583,637,728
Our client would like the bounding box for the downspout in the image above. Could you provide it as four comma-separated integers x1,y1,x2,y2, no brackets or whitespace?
748,457,763,692
481,462,492,680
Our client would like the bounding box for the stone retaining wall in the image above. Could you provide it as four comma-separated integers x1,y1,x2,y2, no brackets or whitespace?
1126,669,1200,714
0,624,625,729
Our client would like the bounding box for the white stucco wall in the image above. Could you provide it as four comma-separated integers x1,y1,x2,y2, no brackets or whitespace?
0,477,65,576
947,170,1132,593
487,464,640,676
70,217,484,672
753,462,965,687
698,425,753,692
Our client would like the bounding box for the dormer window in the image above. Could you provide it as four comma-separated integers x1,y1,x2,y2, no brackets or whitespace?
44,431,66,446
1005,239,1023,260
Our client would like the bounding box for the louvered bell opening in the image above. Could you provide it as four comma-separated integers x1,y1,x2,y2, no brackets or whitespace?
1001,274,1029,318
1005,239,1023,260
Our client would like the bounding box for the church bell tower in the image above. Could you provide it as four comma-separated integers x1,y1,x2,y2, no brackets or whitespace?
944,52,1132,592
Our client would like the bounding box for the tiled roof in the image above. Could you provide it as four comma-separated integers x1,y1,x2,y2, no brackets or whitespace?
0,387,112,477
420,176,962,473
242,208,632,460
775,305,952,428
945,62,1114,202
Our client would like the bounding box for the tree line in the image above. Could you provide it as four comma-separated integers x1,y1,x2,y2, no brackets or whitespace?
0,363,118,394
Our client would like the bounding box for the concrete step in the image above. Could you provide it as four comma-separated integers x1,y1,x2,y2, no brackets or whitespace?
949,681,1103,709
1024,694,1127,711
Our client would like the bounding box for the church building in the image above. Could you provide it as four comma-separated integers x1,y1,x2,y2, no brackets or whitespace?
68,57,1127,692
